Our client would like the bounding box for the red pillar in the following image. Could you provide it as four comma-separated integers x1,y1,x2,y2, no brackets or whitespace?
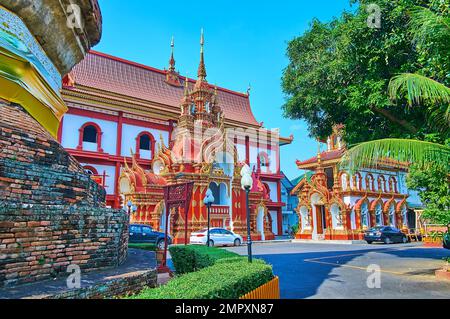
277,208,283,236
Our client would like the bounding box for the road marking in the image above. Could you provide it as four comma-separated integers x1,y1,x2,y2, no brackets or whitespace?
303,247,438,280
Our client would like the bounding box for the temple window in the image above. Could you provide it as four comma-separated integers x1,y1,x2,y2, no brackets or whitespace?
135,132,155,160
341,172,348,191
388,204,396,227
361,202,370,228
330,204,343,229
77,122,103,152
388,176,398,193
377,175,386,192
325,167,334,190
299,206,311,229
365,174,374,191
353,172,362,190
375,203,383,226
83,165,98,175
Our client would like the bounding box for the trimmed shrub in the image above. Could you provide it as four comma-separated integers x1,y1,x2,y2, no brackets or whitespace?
214,257,266,265
129,259,274,299
169,245,239,274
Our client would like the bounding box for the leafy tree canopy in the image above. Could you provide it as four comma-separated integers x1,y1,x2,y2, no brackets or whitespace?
282,0,449,144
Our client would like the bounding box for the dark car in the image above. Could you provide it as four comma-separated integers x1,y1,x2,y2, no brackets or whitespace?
129,224,172,249
364,226,409,244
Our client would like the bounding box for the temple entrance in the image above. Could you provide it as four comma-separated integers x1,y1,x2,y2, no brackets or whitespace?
315,205,325,235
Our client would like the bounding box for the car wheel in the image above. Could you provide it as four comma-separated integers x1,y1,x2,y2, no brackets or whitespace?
157,239,165,250
402,236,408,244
366,241,373,244
384,237,391,244
208,240,214,247
234,238,241,246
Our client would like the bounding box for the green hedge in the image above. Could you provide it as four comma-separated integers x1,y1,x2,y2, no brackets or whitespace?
129,259,274,299
169,245,239,274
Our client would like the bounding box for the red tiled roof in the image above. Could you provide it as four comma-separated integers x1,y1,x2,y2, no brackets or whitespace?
68,51,260,126
296,148,345,167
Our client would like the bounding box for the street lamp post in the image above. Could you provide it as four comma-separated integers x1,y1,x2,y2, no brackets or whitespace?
203,188,214,247
126,200,137,220
240,164,253,263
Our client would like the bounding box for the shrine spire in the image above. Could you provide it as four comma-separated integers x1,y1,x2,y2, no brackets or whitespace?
197,29,207,80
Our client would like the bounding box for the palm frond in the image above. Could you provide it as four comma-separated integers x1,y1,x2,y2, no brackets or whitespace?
409,5,450,46
389,73,450,118
341,138,450,172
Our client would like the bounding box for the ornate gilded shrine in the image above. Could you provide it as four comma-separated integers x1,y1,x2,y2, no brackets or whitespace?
119,33,275,243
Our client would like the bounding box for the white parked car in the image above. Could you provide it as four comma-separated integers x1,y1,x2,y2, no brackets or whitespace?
190,228,243,247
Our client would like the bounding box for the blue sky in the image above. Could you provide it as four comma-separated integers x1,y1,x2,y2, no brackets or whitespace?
95,0,353,179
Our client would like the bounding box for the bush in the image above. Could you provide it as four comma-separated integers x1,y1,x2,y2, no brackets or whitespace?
214,257,266,265
169,245,239,274
129,259,274,299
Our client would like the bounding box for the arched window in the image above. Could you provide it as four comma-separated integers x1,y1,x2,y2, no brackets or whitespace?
83,165,98,175
330,204,343,229
299,206,311,230
388,176,398,193
388,204,396,227
378,175,386,192
365,174,375,191
375,203,383,226
341,172,349,191
353,172,362,190
257,151,271,173
77,122,103,152
361,202,370,228
83,126,97,143
209,182,220,205
135,132,155,160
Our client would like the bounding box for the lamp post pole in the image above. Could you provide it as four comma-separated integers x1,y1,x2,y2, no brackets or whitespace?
245,186,252,263
203,188,214,248
206,202,212,247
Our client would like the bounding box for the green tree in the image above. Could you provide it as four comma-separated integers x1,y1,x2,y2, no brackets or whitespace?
407,162,450,225
282,0,448,143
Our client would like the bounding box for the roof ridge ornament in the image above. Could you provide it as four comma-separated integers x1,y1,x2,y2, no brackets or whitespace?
165,36,182,87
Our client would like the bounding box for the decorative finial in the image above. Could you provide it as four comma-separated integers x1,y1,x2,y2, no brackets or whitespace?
168,36,175,72
197,28,207,80
247,83,251,96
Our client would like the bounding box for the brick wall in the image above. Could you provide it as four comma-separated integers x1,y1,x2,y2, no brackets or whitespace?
0,101,105,206
0,101,129,288
0,203,129,288
47,269,157,299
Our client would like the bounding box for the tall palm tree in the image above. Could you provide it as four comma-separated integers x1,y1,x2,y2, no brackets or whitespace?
342,5,450,171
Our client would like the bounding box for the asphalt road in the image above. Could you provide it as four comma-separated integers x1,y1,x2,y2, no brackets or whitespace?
226,242,450,299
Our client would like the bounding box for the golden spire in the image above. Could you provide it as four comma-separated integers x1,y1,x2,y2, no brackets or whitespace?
197,29,207,80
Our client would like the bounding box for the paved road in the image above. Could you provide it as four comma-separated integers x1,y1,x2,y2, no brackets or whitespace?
226,242,450,299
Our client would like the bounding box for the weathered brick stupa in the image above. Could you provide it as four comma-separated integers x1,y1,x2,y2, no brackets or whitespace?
0,0,128,288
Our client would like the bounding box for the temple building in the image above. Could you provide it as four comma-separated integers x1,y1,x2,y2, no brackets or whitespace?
292,125,421,241
59,33,293,242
